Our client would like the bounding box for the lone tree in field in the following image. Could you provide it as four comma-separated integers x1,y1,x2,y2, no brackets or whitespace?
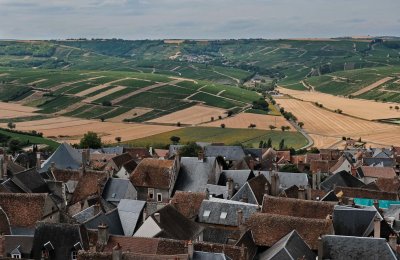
269,125,276,130
281,126,286,132
115,137,122,143
170,136,181,144
7,121,16,130
395,106,400,112
102,100,112,106
80,131,102,149
220,124,226,129
177,122,181,127
390,106,393,110
248,123,256,129
100,117,105,122
298,122,304,128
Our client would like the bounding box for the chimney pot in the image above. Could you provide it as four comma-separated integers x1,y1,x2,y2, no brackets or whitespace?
374,216,381,238
389,234,397,251
188,240,194,259
97,223,109,246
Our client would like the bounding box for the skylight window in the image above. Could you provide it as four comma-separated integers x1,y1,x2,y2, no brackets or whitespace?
203,210,211,217
220,212,227,219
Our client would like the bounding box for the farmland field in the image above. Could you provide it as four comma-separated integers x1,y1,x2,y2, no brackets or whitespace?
124,127,308,149
276,98,400,147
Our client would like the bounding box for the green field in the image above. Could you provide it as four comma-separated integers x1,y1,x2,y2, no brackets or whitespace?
0,129,59,150
124,127,308,149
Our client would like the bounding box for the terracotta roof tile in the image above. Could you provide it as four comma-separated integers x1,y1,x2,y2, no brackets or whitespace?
170,191,206,219
334,186,398,200
103,236,159,255
375,178,400,193
130,159,175,189
246,213,334,249
261,195,335,219
0,193,47,227
359,166,396,179
124,147,151,160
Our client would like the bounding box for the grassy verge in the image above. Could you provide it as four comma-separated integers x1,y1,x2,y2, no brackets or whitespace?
123,126,308,149
0,129,59,150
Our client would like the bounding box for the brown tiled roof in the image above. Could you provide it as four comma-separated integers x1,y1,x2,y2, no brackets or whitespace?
329,156,348,173
277,151,291,161
0,206,11,235
111,153,134,169
170,191,206,219
248,174,269,205
282,186,327,200
154,149,169,158
124,147,151,160
334,186,398,200
53,168,109,204
310,160,332,173
103,236,159,254
261,195,335,219
122,159,138,174
291,155,306,164
306,153,322,163
359,166,396,179
374,178,400,193
130,159,175,189
246,213,334,249
0,193,47,227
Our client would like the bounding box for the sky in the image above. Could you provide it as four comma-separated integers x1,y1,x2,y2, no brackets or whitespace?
0,0,399,40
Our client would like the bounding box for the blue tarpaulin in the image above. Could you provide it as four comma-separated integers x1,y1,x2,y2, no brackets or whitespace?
354,198,400,209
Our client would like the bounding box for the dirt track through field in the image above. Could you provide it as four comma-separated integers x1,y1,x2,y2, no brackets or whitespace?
112,79,183,104
276,98,400,147
351,77,393,96
75,78,129,97
108,108,153,122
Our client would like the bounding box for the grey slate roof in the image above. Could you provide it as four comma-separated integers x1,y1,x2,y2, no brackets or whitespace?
258,230,316,260
102,178,136,203
174,157,217,193
218,170,255,188
320,170,365,192
78,146,124,155
4,235,33,257
72,205,97,224
205,184,229,199
117,199,146,236
83,208,124,235
321,235,397,260
363,158,396,167
193,251,232,260
11,168,49,193
198,197,259,226
231,182,258,204
204,146,246,161
168,145,184,157
259,171,309,190
332,205,381,237
40,143,82,173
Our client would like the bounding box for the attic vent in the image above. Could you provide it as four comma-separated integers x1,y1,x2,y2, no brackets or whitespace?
203,210,211,218
112,193,116,198
220,212,227,219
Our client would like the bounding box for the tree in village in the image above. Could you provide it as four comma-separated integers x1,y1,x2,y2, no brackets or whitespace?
170,136,181,144
279,139,285,150
115,137,122,143
266,138,272,148
80,131,102,149
259,141,264,148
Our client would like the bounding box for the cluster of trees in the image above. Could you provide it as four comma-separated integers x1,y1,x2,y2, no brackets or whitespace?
252,98,269,112
259,138,273,148
279,107,297,122
389,105,400,111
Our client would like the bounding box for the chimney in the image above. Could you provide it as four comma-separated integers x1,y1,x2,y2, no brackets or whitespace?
227,178,234,199
187,240,194,259
94,203,101,215
374,216,381,238
82,149,88,172
0,157,4,180
205,188,210,200
389,234,397,251
112,243,122,260
373,200,379,210
154,213,161,223
298,186,306,200
318,236,323,260
270,173,280,196
86,149,90,165
198,150,205,162
36,152,41,169
312,173,317,190
317,171,321,190
348,198,355,206
97,223,109,246
237,209,243,226
306,187,312,200
50,162,56,172
264,182,270,195
249,159,255,170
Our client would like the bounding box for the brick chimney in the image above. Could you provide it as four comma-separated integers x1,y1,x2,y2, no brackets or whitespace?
318,236,323,260
82,149,88,173
374,216,381,238
264,182,270,195
312,173,317,190
389,234,397,251
248,159,255,170
317,171,321,190
237,209,243,226
205,188,210,200
97,223,109,246
306,187,312,200
226,178,234,199
198,150,205,162
298,186,306,200
112,243,122,260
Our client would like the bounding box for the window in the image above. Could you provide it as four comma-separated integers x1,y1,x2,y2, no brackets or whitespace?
203,210,211,218
11,254,21,259
157,193,162,202
41,250,49,260
148,188,154,199
71,251,78,260
220,212,227,219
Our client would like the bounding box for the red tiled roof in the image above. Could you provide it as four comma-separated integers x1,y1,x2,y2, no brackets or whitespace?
103,236,159,255
130,159,175,189
375,178,400,193
334,186,398,200
246,213,334,250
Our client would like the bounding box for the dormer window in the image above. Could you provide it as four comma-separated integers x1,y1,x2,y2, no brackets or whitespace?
41,250,49,260
71,250,78,260
220,212,227,219
157,193,162,202
148,188,154,199
11,253,21,259
203,210,211,218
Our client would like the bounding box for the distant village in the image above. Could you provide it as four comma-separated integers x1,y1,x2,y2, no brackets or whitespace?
1,141,400,259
